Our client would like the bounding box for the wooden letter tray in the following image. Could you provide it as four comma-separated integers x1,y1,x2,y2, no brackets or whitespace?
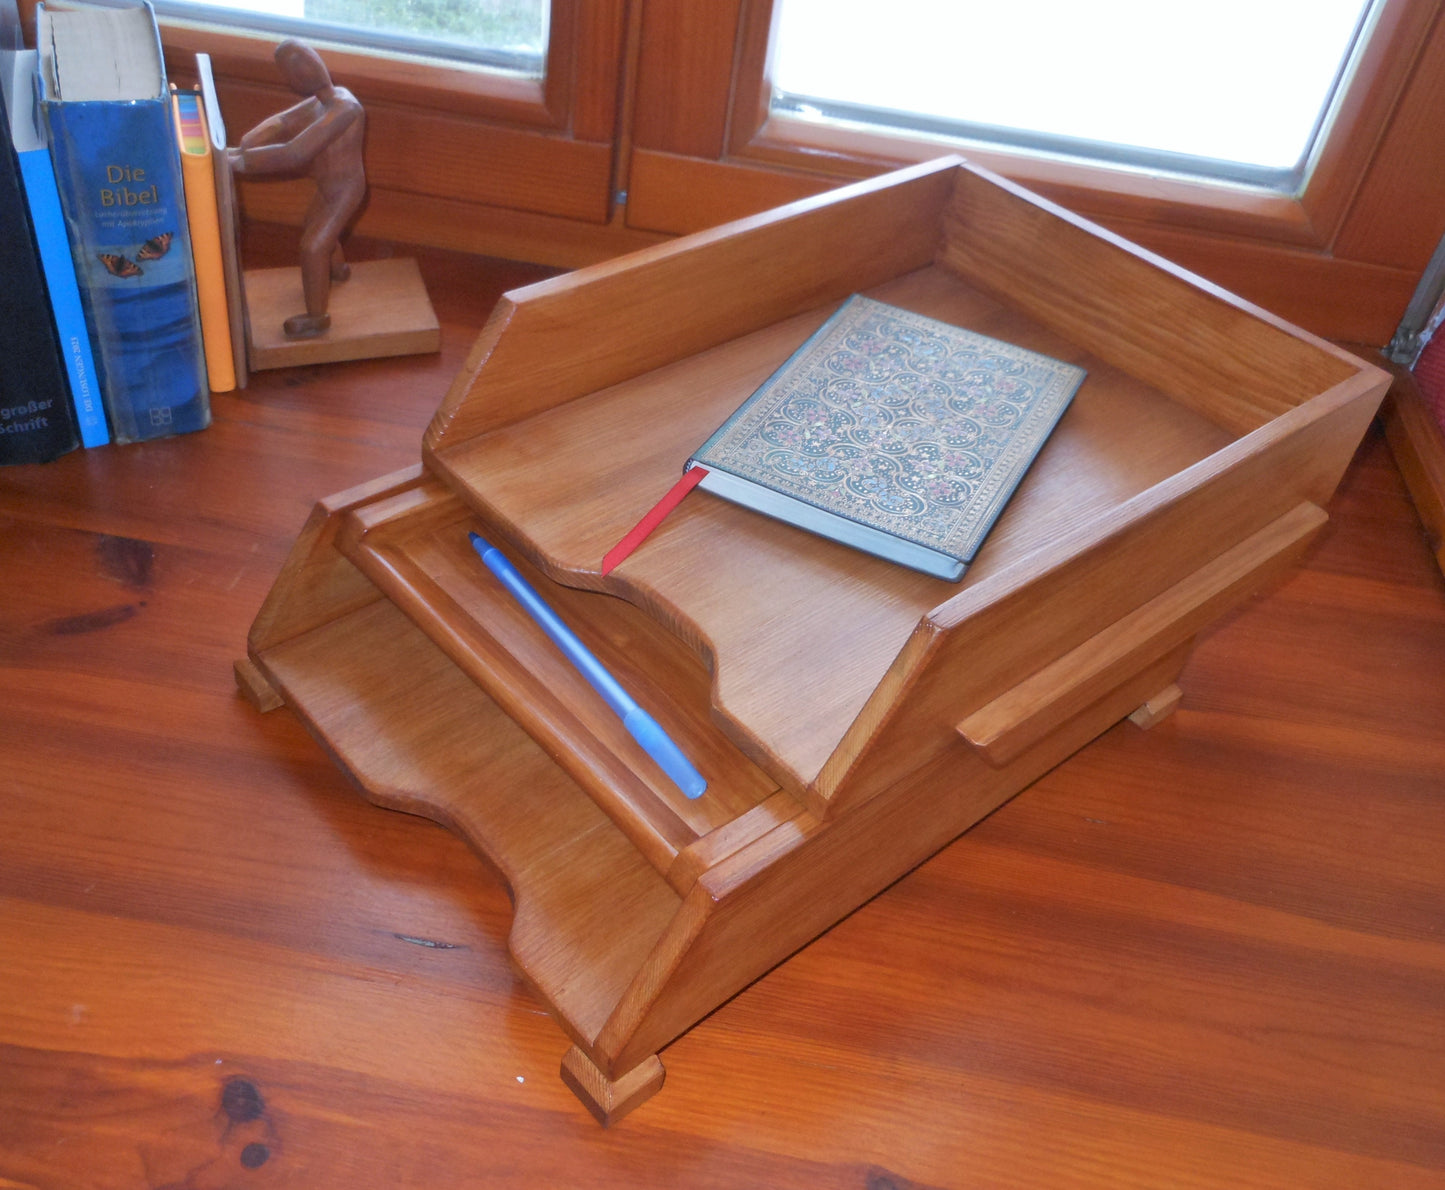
238,158,1388,1124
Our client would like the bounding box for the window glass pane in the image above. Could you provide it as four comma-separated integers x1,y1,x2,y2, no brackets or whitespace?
155,0,548,73
771,0,1378,189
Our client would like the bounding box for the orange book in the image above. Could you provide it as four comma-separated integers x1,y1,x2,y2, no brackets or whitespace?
171,88,236,393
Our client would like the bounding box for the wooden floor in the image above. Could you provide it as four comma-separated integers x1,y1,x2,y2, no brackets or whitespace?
2,233,1444,1190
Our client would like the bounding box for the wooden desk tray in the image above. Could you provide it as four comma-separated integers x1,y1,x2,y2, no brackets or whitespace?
239,158,1388,1124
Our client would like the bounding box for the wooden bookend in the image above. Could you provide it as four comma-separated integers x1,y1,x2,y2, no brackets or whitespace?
244,257,440,371
240,158,1389,1123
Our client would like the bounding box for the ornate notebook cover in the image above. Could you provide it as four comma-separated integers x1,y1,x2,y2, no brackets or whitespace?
692,295,1086,566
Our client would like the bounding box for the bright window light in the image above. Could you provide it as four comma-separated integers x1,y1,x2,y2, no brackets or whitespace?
155,0,548,73
771,0,1378,189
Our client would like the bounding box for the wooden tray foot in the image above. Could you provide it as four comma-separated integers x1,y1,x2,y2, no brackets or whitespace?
234,657,284,713
1129,683,1182,730
559,1046,664,1127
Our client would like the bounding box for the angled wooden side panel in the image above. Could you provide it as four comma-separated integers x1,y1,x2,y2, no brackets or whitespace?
939,163,1369,434
424,158,961,449
818,375,1386,820
246,464,427,656
955,502,1328,767
588,637,1194,1082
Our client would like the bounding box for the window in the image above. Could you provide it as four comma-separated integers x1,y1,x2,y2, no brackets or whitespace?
622,0,1445,347
153,0,548,72
769,0,1379,191
139,0,1445,342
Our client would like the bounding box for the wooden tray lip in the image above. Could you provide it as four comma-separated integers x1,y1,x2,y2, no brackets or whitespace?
925,369,1383,629
471,155,1384,403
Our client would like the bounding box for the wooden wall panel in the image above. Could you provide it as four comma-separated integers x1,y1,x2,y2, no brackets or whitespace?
625,148,832,234
619,150,1422,347
237,183,666,270
1295,0,1444,244
572,0,631,143
154,0,1445,348
160,0,627,253
621,0,1445,347
217,80,613,225
630,0,744,158
1333,2,1445,267
1109,222,1423,348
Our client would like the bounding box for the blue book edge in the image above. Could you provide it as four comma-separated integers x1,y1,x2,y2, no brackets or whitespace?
16,142,108,446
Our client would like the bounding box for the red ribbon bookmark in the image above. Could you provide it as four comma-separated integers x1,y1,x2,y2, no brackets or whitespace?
601,466,709,575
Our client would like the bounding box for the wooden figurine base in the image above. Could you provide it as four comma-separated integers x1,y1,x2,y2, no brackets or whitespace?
239,160,1388,1124
244,257,440,371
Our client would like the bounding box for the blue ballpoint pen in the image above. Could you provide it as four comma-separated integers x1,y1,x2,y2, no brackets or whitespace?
468,532,707,799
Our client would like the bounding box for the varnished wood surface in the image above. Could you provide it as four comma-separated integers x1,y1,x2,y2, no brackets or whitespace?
2,233,1444,1188
430,161,1387,843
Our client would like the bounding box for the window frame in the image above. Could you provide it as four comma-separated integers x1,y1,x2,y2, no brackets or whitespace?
144,0,641,265
154,0,585,127
31,0,1436,335
731,0,1434,246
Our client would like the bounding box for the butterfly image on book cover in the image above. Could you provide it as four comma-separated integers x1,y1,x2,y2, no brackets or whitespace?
690,295,1086,576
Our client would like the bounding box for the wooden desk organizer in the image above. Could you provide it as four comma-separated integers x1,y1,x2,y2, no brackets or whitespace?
238,158,1388,1124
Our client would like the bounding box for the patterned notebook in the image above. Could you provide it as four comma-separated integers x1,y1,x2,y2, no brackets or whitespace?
687,295,1086,580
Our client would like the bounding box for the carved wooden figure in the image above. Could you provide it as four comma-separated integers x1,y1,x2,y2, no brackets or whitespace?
229,40,364,338
227,41,440,369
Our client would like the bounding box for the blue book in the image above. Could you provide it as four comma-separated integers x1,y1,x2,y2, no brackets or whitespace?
37,0,209,445
3,45,107,446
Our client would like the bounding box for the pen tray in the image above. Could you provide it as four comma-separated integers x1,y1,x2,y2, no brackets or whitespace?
335,472,781,881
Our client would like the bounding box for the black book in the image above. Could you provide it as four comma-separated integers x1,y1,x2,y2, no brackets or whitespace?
0,35,78,466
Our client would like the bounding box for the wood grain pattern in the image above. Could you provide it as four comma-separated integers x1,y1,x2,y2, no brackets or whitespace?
237,180,669,273
151,0,1445,353
430,164,1386,822
213,78,616,226
236,164,1394,1125
613,148,1427,347
629,0,743,160
424,159,958,450
1,229,1442,1186
244,258,441,371
956,501,1327,767
435,261,1242,792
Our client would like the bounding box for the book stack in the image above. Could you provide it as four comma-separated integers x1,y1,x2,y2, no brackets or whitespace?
1,0,240,463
